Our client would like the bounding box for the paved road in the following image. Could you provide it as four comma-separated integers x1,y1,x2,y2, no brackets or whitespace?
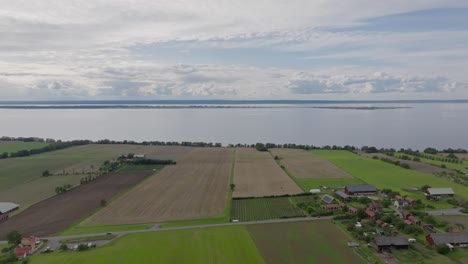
30,216,333,250
426,208,466,216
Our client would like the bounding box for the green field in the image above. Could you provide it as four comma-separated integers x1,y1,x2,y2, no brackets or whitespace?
33,226,264,264
395,152,468,173
0,141,49,153
295,178,365,190
247,221,364,264
312,150,468,208
392,244,457,264
231,197,306,221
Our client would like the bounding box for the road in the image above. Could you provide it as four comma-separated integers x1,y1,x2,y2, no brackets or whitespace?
426,207,465,216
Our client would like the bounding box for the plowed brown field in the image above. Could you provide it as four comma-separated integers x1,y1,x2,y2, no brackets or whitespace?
270,148,353,178
0,171,152,238
233,148,302,198
84,148,233,225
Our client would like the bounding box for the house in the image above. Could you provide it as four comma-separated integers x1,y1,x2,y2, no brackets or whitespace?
0,213,8,223
365,209,376,219
426,188,455,198
14,236,39,259
344,185,377,196
394,199,408,209
134,154,145,159
407,216,421,225
334,190,351,201
404,220,413,225
395,195,403,200
374,236,409,251
423,224,436,233
375,219,383,226
348,206,358,214
323,204,341,211
367,203,383,212
321,194,335,204
405,197,415,204
426,233,468,247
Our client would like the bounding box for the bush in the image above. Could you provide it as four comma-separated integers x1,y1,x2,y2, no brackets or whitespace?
59,244,69,251
436,244,451,255
77,244,89,251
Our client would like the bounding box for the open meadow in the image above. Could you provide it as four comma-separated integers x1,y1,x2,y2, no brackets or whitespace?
312,150,468,205
84,148,233,225
31,226,264,264
0,141,49,153
233,148,302,197
270,148,353,178
247,220,364,264
0,171,153,238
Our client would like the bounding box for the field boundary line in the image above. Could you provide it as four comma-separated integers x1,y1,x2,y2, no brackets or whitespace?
268,150,305,191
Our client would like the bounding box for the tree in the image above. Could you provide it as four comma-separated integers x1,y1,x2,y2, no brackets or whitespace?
436,244,450,255
42,170,50,177
59,243,69,251
55,186,61,194
77,244,89,251
100,199,107,207
6,230,22,245
230,184,235,191
424,148,438,154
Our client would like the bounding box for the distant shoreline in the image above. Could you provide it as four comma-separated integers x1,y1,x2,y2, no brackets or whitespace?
0,105,411,110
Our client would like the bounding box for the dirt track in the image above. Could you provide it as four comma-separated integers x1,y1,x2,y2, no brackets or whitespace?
357,151,451,174
270,148,353,178
0,171,152,238
84,148,233,225
233,148,303,198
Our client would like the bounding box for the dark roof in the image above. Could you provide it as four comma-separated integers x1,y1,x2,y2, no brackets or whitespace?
334,190,350,199
321,194,335,204
374,236,409,247
346,185,377,193
430,233,468,245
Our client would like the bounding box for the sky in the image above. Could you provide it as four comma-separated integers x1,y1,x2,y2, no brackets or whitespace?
1,0,468,100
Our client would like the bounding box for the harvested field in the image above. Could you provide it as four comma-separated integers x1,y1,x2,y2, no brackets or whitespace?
0,171,152,238
247,220,364,264
270,148,353,178
233,148,302,198
357,151,452,174
84,148,233,225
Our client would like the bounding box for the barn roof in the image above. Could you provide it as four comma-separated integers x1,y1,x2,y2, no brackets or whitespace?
346,185,377,193
429,233,468,245
334,190,350,199
427,188,454,195
0,202,19,214
374,236,409,247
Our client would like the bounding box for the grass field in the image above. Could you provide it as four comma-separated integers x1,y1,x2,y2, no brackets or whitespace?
247,221,364,264
233,148,302,197
84,148,232,225
270,148,353,179
312,150,468,207
32,226,264,264
392,244,456,264
0,141,49,153
231,197,306,221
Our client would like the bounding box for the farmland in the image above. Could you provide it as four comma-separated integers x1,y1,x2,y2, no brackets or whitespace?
312,150,468,204
395,152,468,173
84,148,232,225
32,226,264,264
231,197,306,221
295,178,365,190
247,221,364,264
0,171,153,238
233,148,302,197
270,148,353,178
0,141,49,153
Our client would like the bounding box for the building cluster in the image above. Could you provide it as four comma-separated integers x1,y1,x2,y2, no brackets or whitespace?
15,236,40,259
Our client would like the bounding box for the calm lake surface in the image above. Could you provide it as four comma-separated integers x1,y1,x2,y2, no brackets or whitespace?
1,103,467,150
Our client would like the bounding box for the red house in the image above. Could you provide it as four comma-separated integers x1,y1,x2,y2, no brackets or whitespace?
365,209,376,218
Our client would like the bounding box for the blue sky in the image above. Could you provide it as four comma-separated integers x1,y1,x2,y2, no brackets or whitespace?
0,1,467,99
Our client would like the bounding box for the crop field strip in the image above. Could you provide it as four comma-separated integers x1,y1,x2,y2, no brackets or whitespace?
312,150,468,207
84,147,233,225
247,221,365,264
270,148,353,178
0,171,153,238
0,141,49,153
231,197,306,221
233,148,303,198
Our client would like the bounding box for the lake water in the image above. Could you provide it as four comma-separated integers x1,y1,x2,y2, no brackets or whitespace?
0,103,467,150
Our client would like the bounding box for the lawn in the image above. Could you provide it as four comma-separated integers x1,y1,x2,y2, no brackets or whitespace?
247,220,364,264
0,141,49,154
312,150,468,208
231,197,306,221
448,248,468,264
32,226,264,264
